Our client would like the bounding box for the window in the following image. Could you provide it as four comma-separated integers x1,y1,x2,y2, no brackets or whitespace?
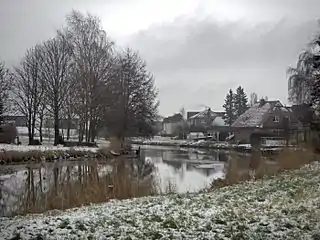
273,115,280,123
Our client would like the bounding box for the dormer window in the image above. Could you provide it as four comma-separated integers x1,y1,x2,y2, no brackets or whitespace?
273,115,280,122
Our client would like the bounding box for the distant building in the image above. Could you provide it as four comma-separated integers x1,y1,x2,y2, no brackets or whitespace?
162,113,183,135
187,109,225,128
187,109,229,140
231,100,300,144
3,115,27,127
44,118,79,129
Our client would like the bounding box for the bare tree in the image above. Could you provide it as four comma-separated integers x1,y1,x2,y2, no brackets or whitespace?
61,10,114,142
0,61,11,124
249,92,258,106
105,48,159,143
12,47,44,144
39,36,73,145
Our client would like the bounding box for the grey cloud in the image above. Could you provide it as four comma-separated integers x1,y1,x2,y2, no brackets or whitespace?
129,19,319,115
1,0,320,116
0,0,117,65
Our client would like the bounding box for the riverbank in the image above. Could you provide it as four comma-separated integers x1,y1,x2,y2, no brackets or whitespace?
130,138,292,153
1,161,319,239
0,144,111,164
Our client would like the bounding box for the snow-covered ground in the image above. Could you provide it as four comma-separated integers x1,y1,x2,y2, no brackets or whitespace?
131,137,233,149
0,144,99,153
1,162,319,239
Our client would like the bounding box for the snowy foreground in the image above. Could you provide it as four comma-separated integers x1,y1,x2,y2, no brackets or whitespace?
1,163,320,239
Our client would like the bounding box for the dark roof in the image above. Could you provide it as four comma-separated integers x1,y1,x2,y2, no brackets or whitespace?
187,112,200,119
188,109,225,120
163,113,183,123
232,100,289,128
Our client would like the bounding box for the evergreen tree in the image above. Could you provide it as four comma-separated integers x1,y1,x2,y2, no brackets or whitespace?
234,86,248,118
223,89,236,126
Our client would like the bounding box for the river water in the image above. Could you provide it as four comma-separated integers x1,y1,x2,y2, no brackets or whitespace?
0,145,270,217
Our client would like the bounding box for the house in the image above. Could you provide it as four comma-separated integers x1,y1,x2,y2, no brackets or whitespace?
187,109,218,127
231,99,300,144
3,115,27,127
162,113,183,135
187,109,230,140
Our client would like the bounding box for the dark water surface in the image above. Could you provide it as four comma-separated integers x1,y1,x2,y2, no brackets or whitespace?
0,146,275,217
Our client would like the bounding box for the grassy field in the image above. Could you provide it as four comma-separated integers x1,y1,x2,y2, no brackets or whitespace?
0,161,319,239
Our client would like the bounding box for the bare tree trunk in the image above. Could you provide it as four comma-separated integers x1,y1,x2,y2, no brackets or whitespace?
67,114,71,140
27,114,33,144
78,121,83,142
54,101,60,146
85,120,89,142
39,116,43,143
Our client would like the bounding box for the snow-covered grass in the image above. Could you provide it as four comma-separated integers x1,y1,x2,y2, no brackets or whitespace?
0,144,98,153
1,162,320,239
0,144,112,165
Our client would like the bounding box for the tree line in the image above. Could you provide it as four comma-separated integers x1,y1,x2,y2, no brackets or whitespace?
0,11,159,145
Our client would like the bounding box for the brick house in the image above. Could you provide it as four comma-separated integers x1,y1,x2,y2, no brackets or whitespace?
231,100,300,144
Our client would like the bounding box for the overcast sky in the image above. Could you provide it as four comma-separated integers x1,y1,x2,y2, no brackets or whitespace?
1,0,320,116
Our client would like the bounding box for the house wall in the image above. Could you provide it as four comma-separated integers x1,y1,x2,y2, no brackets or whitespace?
3,116,27,127
262,109,290,129
163,122,181,135
188,118,205,127
234,129,252,144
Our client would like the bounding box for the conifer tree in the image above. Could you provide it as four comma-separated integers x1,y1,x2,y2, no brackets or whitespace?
234,86,248,118
223,89,236,126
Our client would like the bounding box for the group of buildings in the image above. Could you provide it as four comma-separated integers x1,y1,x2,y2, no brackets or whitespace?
0,99,314,146
161,99,313,145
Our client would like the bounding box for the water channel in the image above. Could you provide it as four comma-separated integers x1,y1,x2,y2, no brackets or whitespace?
0,145,275,217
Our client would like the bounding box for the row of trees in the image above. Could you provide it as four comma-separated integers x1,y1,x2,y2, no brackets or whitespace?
0,11,159,145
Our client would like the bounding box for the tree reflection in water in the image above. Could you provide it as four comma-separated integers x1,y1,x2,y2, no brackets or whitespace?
1,157,156,217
